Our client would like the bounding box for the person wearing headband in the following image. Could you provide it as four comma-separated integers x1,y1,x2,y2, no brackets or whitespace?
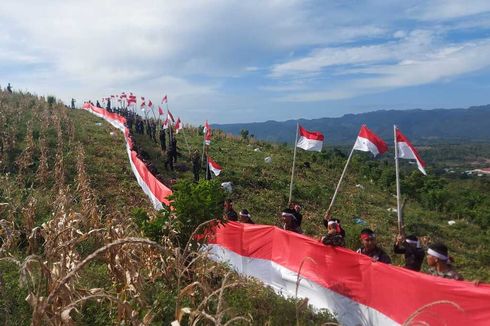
239,209,255,224
288,202,303,234
356,229,391,264
394,234,425,271
280,208,303,234
321,219,345,247
427,243,463,280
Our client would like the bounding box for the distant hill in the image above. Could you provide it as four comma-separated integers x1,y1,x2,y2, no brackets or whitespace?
214,105,490,144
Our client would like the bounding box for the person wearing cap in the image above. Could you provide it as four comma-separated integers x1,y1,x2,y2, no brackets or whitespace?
394,234,425,271
357,228,391,264
321,219,345,247
427,243,463,280
239,209,255,224
223,199,238,222
281,208,302,234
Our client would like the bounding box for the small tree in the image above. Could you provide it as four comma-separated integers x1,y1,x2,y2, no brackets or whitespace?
169,179,226,245
240,129,249,141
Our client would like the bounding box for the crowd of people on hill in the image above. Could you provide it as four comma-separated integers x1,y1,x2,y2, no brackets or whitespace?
223,198,464,281
88,101,465,282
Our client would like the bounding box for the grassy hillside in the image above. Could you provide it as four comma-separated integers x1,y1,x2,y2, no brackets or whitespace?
0,91,335,325
134,121,490,282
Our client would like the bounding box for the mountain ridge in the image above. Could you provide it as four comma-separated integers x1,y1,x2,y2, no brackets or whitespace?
213,104,490,144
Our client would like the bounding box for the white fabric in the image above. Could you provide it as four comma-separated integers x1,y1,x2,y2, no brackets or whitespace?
296,136,323,152
209,162,221,176
207,244,399,326
353,136,380,156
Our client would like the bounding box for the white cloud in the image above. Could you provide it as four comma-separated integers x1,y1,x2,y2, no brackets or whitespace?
409,0,490,21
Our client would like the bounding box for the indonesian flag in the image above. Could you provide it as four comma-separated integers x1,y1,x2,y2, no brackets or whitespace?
175,118,183,133
162,116,169,130
296,125,324,152
127,97,136,105
353,125,388,157
167,109,175,122
158,106,164,116
140,101,146,110
141,96,145,101
110,95,115,98
396,127,427,175
148,100,153,108
208,156,222,176
161,95,167,104
203,120,210,134
120,92,127,98
204,128,212,145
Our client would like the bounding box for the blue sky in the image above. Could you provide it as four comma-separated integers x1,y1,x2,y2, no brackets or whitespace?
1,1,490,124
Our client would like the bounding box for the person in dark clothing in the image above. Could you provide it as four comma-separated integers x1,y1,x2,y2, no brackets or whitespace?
151,121,157,142
106,98,111,111
71,98,76,109
281,208,302,234
223,199,238,221
96,100,101,108
164,141,175,171
321,219,345,247
191,150,201,182
427,243,463,280
289,203,303,233
170,137,178,163
357,229,391,264
239,209,255,224
159,128,167,151
394,234,425,271
6,83,12,93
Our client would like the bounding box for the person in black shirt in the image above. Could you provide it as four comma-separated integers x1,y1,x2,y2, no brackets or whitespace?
393,234,425,271
281,208,302,234
357,228,391,264
223,199,238,221
6,83,12,93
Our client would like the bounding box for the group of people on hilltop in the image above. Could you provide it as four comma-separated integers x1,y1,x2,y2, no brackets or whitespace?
223,199,463,281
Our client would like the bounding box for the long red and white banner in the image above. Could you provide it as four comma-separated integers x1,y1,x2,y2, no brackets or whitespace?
207,222,490,326
82,103,172,209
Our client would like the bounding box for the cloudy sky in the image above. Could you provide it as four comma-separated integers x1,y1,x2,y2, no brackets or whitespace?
1,0,490,123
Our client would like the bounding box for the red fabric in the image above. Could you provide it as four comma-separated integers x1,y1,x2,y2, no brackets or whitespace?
299,125,324,141
158,106,164,115
161,95,167,104
208,156,222,170
358,124,388,154
396,128,426,168
168,109,175,122
209,222,490,325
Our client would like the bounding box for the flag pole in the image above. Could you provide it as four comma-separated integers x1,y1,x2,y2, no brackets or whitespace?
201,131,207,169
394,124,404,235
288,122,299,205
325,145,356,218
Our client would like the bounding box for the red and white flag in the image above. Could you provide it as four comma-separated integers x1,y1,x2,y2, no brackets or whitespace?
175,118,183,133
120,92,127,98
140,101,146,110
296,125,324,152
396,127,427,175
203,120,210,134
148,100,153,108
167,109,175,122
208,156,222,176
353,125,388,157
161,95,167,104
158,106,164,116
162,116,169,130
204,129,212,145
141,96,145,101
